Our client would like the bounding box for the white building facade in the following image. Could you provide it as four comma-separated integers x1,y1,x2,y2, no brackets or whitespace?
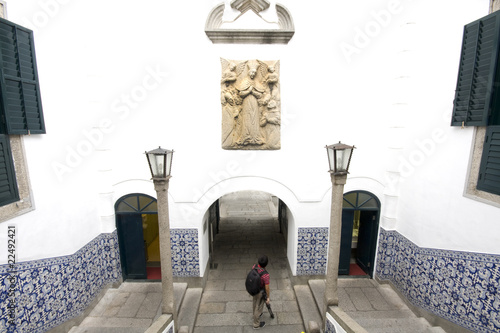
0,0,499,332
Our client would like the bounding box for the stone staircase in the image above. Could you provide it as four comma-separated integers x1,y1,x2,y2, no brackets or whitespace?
294,279,447,333
294,284,324,331
67,282,202,333
65,278,448,333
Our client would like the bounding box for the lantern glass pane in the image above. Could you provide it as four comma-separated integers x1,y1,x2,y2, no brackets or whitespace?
148,153,166,178
165,151,173,176
327,146,335,171
336,148,352,172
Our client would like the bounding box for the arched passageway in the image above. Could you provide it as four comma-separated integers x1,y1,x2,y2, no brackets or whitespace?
195,190,304,330
210,190,285,269
210,191,285,269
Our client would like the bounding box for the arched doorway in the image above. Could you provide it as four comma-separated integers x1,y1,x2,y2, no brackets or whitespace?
115,193,160,280
339,191,380,277
209,190,286,265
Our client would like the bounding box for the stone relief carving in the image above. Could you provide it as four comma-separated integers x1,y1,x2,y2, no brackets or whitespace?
221,58,281,150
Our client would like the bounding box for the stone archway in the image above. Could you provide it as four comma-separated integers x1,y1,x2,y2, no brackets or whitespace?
195,190,304,330
209,190,285,268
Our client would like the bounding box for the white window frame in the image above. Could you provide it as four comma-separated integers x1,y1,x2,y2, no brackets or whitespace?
464,128,500,207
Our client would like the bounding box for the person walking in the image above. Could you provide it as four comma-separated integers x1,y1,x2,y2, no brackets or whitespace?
252,255,270,329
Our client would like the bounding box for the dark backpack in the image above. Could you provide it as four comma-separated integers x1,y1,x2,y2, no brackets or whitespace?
245,268,265,296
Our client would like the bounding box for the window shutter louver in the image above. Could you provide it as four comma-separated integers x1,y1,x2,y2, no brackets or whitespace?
478,126,500,195
0,17,45,134
0,134,19,206
452,11,500,126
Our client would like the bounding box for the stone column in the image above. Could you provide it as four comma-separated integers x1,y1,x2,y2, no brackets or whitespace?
323,173,347,318
154,178,178,330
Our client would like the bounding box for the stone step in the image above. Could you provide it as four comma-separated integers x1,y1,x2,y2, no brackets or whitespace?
307,279,449,333
293,285,323,332
68,282,187,333
192,324,305,333
347,309,424,320
353,316,439,332
178,288,203,333
68,327,144,333
347,307,446,332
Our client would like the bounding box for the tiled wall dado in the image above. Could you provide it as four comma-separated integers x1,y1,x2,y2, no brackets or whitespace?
0,228,199,333
171,228,199,277
297,227,328,275
377,228,500,333
0,232,122,333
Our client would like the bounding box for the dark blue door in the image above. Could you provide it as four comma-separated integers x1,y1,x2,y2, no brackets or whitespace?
116,214,147,279
339,210,354,275
341,191,380,277
356,210,378,276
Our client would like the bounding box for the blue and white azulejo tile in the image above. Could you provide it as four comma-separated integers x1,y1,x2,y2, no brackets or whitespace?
377,228,500,333
171,229,200,278
0,232,122,333
297,227,328,276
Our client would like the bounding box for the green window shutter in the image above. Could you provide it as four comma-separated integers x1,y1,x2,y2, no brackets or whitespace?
0,17,45,134
452,11,500,127
478,126,500,195
0,134,19,206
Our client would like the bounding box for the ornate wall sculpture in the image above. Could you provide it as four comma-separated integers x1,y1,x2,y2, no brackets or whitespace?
221,58,281,150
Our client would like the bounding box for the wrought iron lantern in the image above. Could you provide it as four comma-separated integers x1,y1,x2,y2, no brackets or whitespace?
145,146,174,179
325,142,355,175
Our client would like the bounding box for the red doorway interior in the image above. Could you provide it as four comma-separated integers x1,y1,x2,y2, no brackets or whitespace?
147,266,161,280
349,263,368,276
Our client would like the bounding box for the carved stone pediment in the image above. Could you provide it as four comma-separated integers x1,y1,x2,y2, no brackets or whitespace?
231,0,270,14
205,1,294,44
221,58,281,150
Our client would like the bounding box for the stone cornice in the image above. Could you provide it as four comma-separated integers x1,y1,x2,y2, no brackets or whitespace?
205,2,295,44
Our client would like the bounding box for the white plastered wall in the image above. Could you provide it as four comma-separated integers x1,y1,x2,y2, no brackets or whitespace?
1,0,499,270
